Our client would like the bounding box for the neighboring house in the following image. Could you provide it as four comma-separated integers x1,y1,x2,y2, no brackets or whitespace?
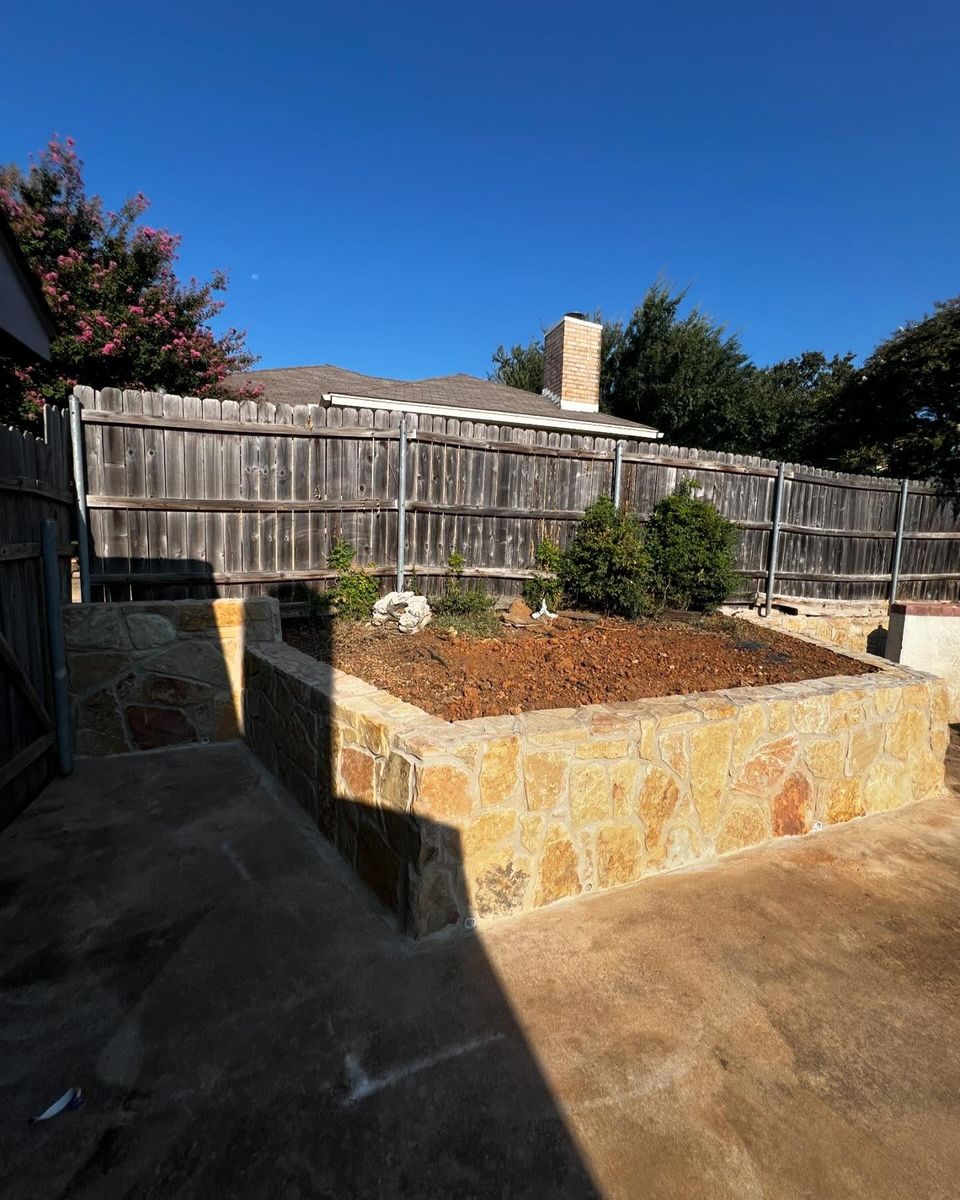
232,314,662,441
0,209,55,363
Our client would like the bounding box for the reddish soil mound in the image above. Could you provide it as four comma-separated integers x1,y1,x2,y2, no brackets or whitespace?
283,614,874,722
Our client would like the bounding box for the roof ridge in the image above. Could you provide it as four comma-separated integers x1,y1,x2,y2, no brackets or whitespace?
416,371,486,384
226,364,659,436
239,363,407,384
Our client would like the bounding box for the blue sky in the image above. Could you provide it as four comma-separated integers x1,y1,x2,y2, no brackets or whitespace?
3,1,958,380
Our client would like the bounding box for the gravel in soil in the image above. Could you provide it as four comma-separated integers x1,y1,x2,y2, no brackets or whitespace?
283,614,875,722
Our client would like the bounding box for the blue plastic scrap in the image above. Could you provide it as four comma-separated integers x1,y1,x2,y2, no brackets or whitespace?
30,1087,85,1124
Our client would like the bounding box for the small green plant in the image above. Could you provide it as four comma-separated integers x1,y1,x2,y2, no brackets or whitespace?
643,481,740,612
434,549,495,618
439,609,501,638
522,538,564,611
558,495,650,617
335,570,380,619
326,537,379,619
327,536,356,574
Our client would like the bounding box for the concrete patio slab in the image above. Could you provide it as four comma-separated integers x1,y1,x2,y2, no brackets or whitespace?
1,738,959,1199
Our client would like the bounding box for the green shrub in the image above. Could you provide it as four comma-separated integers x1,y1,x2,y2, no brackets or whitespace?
433,586,495,617
558,495,651,617
435,549,495,617
327,536,356,574
326,537,380,619
335,570,380,619
643,481,740,612
522,538,564,611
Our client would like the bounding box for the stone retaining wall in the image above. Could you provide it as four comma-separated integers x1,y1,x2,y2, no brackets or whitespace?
64,599,281,755
244,629,949,938
726,602,889,655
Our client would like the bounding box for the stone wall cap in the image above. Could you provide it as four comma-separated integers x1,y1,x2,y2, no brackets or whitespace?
891,602,960,617
249,619,927,734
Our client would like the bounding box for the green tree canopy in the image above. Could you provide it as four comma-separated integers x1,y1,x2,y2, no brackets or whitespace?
603,283,753,447
825,299,960,490
745,350,857,462
490,338,543,393
0,138,258,426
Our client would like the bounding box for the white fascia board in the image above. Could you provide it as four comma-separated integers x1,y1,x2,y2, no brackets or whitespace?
325,393,662,440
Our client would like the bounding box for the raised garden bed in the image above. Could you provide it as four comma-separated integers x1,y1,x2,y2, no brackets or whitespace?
247,612,949,938
58,596,951,940
283,615,874,721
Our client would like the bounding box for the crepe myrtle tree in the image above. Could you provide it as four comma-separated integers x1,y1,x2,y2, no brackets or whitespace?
0,137,259,426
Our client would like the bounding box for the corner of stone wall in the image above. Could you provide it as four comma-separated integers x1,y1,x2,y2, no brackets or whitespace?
242,635,952,941
65,597,280,757
388,665,953,933
243,640,474,938
724,602,891,656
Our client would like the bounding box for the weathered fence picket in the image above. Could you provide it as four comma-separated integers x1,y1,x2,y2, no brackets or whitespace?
0,407,73,822
73,386,960,604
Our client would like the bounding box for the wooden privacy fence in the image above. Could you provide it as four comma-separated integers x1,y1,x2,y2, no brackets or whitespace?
0,407,73,821
73,385,960,605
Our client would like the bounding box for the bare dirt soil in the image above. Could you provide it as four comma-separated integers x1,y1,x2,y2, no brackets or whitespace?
283,613,875,722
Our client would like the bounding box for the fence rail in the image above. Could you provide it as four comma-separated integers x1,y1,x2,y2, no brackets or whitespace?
0,407,72,823
73,386,960,605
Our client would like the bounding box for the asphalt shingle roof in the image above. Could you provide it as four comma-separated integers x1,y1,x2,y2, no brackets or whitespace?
229,365,659,436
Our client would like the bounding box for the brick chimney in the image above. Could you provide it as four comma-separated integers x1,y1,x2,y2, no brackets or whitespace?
542,313,602,412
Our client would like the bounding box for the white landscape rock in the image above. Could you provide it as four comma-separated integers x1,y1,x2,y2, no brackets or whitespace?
371,591,432,634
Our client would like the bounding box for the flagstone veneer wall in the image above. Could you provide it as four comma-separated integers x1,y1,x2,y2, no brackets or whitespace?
244,636,950,938
64,598,281,755
727,603,890,655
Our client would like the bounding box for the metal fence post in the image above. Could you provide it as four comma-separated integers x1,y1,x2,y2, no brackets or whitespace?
764,462,786,617
68,393,91,603
612,442,623,508
889,478,910,604
41,519,73,775
396,419,407,592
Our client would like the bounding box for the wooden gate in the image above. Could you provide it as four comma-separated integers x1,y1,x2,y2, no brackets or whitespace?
0,408,72,826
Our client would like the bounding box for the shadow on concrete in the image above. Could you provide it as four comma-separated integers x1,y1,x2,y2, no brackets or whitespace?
0,573,602,1198
247,609,465,936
